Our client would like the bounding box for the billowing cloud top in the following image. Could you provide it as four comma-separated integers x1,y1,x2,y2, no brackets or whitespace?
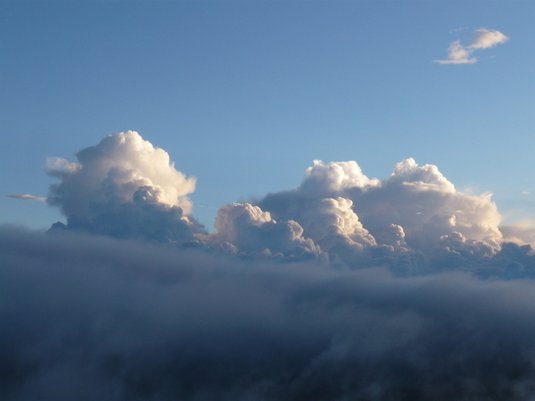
39,131,526,272
47,131,195,214
46,131,201,242
300,160,379,194
212,202,320,259
256,156,502,268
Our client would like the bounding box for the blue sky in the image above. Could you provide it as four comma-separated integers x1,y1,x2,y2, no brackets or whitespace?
2,0,534,229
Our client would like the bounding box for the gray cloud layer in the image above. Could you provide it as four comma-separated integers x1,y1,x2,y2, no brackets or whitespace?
2,226,535,400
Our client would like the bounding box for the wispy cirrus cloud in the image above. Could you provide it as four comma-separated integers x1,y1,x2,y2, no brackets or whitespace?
7,194,46,202
435,28,509,65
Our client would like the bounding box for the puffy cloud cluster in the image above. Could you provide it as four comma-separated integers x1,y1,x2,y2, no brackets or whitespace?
354,158,502,251
435,28,509,65
300,160,379,195
46,131,203,243
44,131,513,270
3,226,535,401
252,157,502,269
211,202,320,259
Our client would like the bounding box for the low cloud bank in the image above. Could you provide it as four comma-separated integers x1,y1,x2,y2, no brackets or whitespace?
2,226,535,401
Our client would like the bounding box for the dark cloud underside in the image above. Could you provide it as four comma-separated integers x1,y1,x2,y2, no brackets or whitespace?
2,226,535,401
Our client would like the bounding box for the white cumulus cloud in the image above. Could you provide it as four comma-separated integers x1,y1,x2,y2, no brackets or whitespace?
211,202,321,259
46,131,202,243
257,157,503,269
39,131,535,274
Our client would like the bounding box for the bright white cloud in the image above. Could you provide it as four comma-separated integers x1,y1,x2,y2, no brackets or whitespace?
435,28,509,65
300,160,379,195
212,202,321,259
296,196,376,251
46,131,201,242
257,157,503,265
360,158,503,250
47,131,196,215
40,132,531,272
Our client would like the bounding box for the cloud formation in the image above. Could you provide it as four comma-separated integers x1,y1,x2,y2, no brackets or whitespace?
470,28,509,50
254,157,502,271
46,131,203,243
436,40,477,65
5,131,535,400
435,28,509,65
7,194,46,202
3,226,535,400
42,131,525,273
211,202,321,260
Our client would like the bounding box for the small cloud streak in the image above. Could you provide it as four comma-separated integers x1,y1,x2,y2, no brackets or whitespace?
435,28,509,65
7,194,46,202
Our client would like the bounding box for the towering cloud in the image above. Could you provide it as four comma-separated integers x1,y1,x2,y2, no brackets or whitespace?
46,131,203,243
